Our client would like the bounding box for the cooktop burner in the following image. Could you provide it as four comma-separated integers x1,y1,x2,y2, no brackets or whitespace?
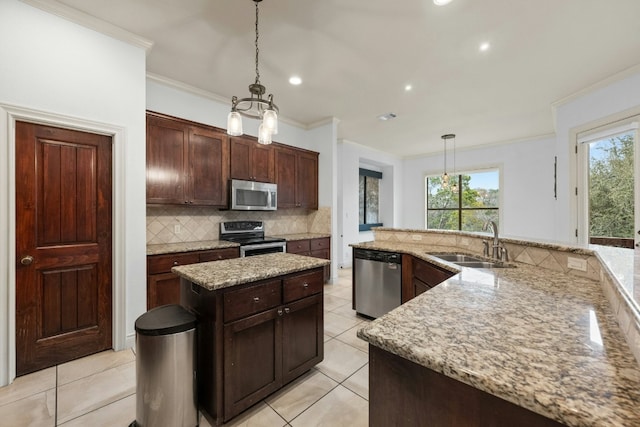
220,221,285,246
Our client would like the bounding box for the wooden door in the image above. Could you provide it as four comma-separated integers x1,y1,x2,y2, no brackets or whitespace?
251,143,274,183
15,122,112,376
188,125,229,206
230,137,274,183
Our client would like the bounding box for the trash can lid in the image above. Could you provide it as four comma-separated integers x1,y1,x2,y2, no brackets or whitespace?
135,304,196,336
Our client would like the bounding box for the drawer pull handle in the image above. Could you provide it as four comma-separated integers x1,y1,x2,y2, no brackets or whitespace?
278,309,283,316
173,261,179,266
284,307,290,314
302,283,309,288
253,297,260,302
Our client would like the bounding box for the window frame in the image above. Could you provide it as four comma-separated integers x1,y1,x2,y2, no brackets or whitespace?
359,168,383,231
425,168,501,232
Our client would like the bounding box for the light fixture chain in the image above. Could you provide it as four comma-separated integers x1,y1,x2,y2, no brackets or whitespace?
254,0,260,85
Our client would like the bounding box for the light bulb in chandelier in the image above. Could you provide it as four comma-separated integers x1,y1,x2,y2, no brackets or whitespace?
262,107,278,135
258,123,272,145
227,110,243,136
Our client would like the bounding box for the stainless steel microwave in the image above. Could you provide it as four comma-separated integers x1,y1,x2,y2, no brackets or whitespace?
230,179,277,211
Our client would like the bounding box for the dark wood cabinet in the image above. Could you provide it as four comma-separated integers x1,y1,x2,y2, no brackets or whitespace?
287,237,331,282
146,247,239,310
400,255,454,303
182,267,324,424
146,112,230,206
274,146,318,209
370,346,566,427
230,136,274,182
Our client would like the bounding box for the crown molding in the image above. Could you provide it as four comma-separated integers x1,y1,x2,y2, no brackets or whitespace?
21,0,153,52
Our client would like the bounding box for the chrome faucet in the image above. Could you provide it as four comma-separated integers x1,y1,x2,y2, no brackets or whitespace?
482,221,508,261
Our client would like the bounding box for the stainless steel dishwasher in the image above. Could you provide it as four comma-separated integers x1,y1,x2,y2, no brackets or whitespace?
354,248,402,318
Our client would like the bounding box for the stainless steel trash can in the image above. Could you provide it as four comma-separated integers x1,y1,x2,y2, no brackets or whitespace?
129,304,198,427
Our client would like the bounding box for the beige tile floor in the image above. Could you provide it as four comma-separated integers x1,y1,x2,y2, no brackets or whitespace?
0,268,369,427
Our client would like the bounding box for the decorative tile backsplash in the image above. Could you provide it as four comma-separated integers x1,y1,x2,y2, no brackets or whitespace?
146,206,331,244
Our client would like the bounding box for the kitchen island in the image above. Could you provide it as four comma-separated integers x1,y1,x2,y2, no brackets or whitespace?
172,252,330,425
354,239,640,426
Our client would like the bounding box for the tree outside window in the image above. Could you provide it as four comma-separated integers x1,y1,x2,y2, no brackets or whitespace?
426,170,499,232
359,168,383,231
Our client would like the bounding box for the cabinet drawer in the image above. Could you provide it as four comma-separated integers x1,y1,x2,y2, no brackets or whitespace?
148,253,200,274
224,279,282,323
287,240,311,254
413,260,453,287
310,237,330,251
199,247,239,262
283,269,323,303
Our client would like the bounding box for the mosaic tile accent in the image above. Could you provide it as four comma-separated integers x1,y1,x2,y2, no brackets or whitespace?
147,206,331,244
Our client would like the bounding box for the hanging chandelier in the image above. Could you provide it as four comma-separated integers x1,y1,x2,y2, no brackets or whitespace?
441,134,456,190
227,0,279,144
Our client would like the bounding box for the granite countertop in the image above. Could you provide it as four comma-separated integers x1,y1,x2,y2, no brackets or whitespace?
270,233,331,241
172,252,330,291
147,240,239,256
354,241,640,427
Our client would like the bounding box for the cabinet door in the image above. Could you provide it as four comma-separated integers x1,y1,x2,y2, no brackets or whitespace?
296,151,318,209
224,308,282,421
230,137,274,183
286,239,311,254
146,116,187,204
275,147,297,208
413,259,454,287
148,272,181,309
282,294,323,383
188,125,229,206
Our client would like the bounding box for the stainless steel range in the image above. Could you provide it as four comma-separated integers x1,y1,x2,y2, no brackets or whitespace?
220,220,286,257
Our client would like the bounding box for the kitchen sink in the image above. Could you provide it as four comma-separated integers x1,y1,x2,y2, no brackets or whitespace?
432,253,485,263
431,253,514,269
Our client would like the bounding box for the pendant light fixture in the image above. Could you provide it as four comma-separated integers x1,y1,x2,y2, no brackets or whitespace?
441,134,455,189
450,134,458,193
227,0,278,143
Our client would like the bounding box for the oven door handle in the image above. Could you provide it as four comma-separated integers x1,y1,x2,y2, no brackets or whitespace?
241,241,286,251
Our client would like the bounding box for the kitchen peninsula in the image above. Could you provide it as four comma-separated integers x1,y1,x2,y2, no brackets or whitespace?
355,229,640,427
172,252,330,425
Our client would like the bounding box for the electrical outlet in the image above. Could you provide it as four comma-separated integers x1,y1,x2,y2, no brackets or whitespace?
174,224,181,234
411,234,422,241
567,257,587,271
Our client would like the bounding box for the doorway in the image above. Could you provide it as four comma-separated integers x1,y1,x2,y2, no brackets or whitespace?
15,121,113,376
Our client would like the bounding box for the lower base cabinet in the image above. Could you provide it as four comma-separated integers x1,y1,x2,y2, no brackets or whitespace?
287,237,331,282
181,267,324,425
369,345,566,427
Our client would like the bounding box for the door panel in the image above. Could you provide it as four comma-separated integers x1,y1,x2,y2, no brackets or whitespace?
16,121,112,376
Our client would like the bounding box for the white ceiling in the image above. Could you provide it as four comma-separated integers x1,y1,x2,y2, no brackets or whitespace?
39,0,640,157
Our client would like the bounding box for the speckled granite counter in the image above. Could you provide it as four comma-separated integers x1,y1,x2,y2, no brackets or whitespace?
172,252,330,291
354,241,640,427
269,233,331,241
147,240,239,255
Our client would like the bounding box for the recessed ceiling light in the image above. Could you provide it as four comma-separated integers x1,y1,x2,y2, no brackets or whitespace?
405,84,413,91
377,113,397,121
289,76,302,85
433,0,452,5
479,42,490,52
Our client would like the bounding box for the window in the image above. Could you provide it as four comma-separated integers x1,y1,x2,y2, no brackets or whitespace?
359,168,383,231
425,169,499,231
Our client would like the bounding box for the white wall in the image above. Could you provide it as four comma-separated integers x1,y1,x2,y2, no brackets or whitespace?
337,140,403,267
553,67,640,244
0,0,147,385
402,136,557,242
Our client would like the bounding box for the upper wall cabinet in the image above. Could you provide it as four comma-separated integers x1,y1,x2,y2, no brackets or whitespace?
275,145,318,209
146,112,230,206
230,136,275,183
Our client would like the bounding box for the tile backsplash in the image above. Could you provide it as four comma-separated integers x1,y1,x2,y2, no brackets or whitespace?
147,206,331,244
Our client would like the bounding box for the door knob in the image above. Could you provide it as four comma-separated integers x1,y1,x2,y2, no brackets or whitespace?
20,255,34,265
